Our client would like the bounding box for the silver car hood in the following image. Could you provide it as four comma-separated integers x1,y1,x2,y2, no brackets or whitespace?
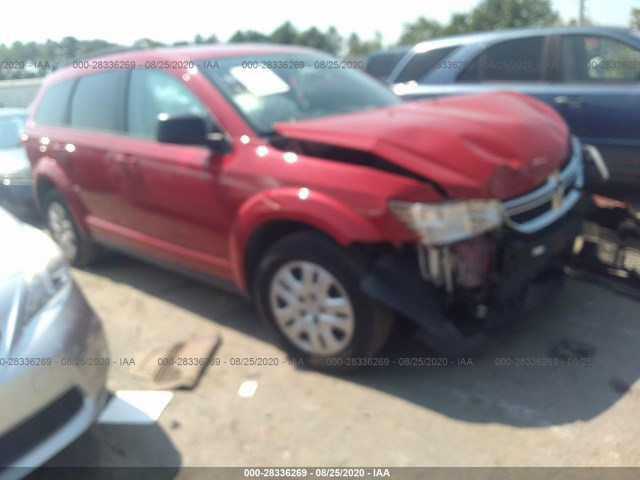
0,208,27,282
0,146,29,177
0,209,64,359
0,209,29,282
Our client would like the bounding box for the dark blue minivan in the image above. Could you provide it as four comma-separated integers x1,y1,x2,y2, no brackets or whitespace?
368,27,640,199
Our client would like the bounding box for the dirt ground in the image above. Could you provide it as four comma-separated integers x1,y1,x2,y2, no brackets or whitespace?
28,250,640,476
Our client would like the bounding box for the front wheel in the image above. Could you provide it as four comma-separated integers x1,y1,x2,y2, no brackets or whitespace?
254,232,393,372
44,190,100,267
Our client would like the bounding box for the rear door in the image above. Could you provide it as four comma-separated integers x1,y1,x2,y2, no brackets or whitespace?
60,71,129,226
550,33,640,184
397,35,561,104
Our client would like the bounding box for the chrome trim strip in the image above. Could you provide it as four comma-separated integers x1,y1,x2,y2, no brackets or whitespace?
582,143,610,180
502,136,584,234
503,190,581,234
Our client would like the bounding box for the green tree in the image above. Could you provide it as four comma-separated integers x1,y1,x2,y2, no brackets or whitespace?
228,30,270,43
323,26,343,55
59,36,80,58
346,31,383,56
631,8,640,30
443,13,472,35
77,39,119,56
296,26,342,54
270,21,299,44
466,0,561,31
566,17,594,26
133,38,166,48
397,16,444,45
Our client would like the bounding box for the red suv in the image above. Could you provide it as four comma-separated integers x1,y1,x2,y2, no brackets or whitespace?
23,45,587,370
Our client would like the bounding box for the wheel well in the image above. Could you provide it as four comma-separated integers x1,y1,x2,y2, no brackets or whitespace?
36,177,57,211
244,221,314,295
243,221,386,296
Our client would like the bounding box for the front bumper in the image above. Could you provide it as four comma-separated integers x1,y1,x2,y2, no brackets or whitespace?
0,280,110,478
362,195,589,354
491,194,588,311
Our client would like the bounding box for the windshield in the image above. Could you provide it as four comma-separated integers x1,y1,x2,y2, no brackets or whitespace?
201,53,401,135
0,113,27,149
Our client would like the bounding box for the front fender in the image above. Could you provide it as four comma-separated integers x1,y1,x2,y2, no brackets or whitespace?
228,187,384,288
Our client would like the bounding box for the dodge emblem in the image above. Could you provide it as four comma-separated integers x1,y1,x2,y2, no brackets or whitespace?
551,172,564,210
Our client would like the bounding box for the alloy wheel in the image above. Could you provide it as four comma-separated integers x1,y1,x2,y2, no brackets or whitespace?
47,202,78,261
269,261,355,355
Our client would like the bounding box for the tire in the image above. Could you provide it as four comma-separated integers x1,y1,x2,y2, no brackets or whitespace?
44,190,100,267
254,231,393,373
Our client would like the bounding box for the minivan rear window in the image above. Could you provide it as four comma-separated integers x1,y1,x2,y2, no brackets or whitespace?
34,80,74,126
394,46,459,84
70,71,124,133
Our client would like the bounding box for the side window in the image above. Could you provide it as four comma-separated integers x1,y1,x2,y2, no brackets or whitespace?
34,80,74,125
127,69,208,139
394,46,459,84
70,71,124,132
365,51,407,81
562,35,640,82
459,37,544,82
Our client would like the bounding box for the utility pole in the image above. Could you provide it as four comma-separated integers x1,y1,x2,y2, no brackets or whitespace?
579,0,585,26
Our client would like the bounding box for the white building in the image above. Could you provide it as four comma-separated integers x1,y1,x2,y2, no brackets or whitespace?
0,78,43,109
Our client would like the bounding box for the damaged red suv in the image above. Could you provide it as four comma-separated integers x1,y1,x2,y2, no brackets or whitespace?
24,45,587,370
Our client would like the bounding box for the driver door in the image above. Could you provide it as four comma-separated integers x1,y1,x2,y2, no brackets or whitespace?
101,68,233,278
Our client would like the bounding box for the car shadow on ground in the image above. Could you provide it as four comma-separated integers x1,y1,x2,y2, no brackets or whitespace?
25,422,181,479
83,251,640,429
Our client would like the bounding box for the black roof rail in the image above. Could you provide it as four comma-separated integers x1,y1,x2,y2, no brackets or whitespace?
54,46,153,70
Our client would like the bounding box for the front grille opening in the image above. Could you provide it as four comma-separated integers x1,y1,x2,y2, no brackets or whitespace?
503,139,582,233
0,388,83,467
510,200,553,224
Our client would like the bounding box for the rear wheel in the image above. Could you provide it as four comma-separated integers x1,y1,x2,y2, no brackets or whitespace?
44,190,100,267
254,232,393,372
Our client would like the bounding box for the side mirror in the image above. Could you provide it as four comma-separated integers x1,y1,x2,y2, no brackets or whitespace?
156,114,232,154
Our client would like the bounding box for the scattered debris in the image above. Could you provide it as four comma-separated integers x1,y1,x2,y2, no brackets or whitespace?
570,196,640,301
549,339,596,361
238,380,258,398
132,335,222,390
98,390,173,425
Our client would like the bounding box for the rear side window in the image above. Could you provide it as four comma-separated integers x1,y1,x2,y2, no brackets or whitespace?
394,46,459,83
70,71,124,133
365,51,408,81
459,37,544,82
34,80,74,125
127,69,208,139
562,35,640,82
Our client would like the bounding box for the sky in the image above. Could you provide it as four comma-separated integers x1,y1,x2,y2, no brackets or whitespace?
1,0,638,47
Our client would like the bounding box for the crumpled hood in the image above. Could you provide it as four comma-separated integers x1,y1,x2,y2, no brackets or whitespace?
274,91,570,199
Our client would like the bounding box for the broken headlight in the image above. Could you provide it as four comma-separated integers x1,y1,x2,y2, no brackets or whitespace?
389,199,503,246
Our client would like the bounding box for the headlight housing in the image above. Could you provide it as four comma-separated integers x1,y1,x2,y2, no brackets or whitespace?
389,199,503,246
0,156,31,181
21,228,71,322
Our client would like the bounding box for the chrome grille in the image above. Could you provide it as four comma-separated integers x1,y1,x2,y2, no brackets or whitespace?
502,136,584,234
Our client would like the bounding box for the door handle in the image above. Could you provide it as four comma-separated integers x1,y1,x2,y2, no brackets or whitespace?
554,96,585,108
112,153,138,166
